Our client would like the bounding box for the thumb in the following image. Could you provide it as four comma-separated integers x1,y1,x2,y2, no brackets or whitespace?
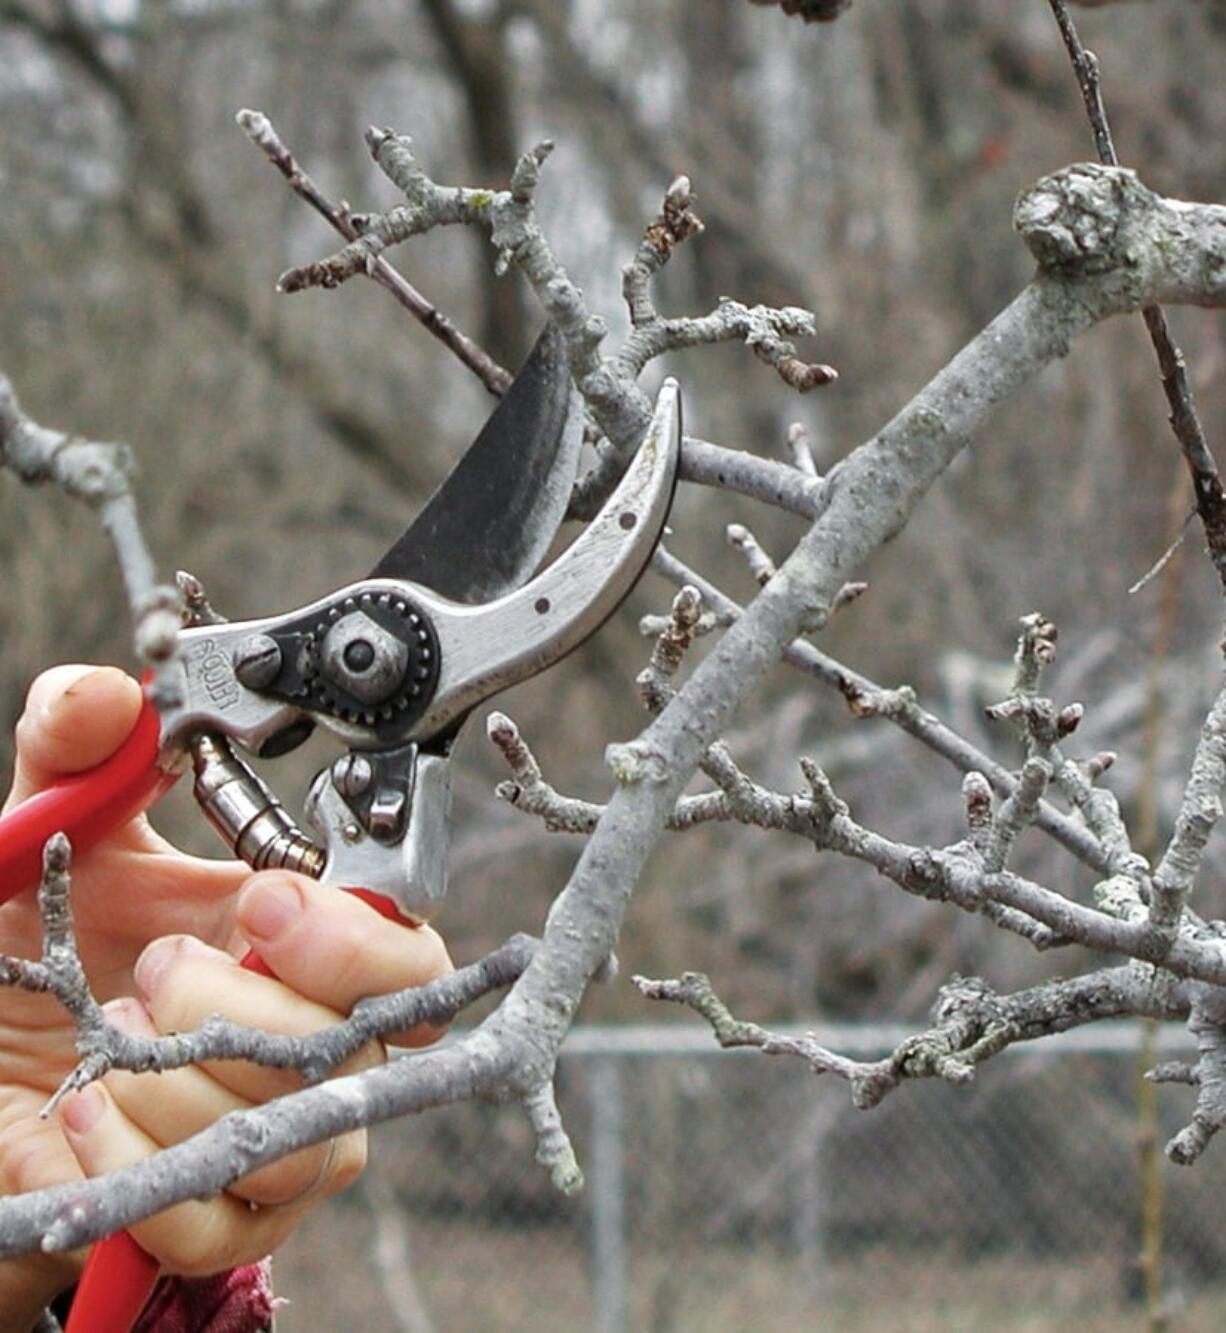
5,666,143,809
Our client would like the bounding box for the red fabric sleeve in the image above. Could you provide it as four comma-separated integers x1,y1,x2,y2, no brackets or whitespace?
131,1260,283,1333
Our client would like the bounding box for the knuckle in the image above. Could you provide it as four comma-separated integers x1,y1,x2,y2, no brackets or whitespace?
12,707,38,758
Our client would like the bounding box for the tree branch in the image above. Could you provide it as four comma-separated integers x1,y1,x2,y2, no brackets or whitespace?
0,836,538,1255
0,376,181,704
9,123,1226,1253
634,966,1175,1109
1047,0,1226,587
237,110,511,397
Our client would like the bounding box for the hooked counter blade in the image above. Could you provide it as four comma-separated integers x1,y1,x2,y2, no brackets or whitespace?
369,324,582,605
404,378,682,743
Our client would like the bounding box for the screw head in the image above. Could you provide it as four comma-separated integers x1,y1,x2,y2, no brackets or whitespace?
232,634,283,691
332,753,374,800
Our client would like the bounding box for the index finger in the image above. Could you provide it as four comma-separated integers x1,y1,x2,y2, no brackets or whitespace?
5,666,143,810
234,872,454,1046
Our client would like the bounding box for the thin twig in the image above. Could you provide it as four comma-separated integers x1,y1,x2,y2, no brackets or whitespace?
651,547,1113,874
1047,0,1226,589
237,110,511,397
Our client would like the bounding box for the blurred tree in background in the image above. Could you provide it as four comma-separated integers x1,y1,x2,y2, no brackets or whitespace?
7,5,1226,1327
8,0,1223,1024
3,10,1226,1309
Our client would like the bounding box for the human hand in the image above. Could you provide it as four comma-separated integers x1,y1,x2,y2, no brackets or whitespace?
0,665,453,1328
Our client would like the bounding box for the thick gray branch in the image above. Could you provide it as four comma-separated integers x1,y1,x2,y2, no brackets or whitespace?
1151,686,1226,929
1015,165,1226,310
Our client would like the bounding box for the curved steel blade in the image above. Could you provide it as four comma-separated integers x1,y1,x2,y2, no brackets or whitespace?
410,377,681,740
369,324,582,604
162,381,680,757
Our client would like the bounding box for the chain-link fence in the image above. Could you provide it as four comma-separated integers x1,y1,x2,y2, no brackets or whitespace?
274,1023,1226,1331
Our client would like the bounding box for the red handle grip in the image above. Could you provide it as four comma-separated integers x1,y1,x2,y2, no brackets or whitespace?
0,692,169,1331
68,887,413,1332
65,1229,160,1333
0,694,173,904
1,685,419,1328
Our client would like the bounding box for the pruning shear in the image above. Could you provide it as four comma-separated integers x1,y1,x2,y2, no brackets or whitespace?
0,326,681,1332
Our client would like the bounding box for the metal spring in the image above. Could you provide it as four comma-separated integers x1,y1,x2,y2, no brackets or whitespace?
189,732,325,879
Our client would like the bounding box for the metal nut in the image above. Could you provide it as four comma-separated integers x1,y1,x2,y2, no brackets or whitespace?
320,611,409,706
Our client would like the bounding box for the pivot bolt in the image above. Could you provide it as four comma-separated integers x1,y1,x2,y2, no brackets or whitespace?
344,639,376,672
320,610,409,706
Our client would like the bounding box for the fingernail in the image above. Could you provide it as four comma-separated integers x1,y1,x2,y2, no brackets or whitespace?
20,666,97,727
60,1085,106,1136
61,667,118,701
103,997,155,1037
241,878,304,942
134,935,210,998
